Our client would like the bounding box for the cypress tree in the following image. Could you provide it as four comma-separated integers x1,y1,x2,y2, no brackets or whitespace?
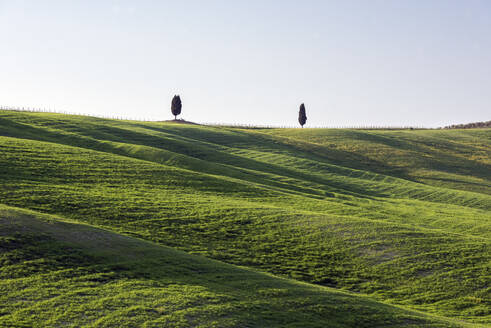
171,95,182,120
298,103,307,128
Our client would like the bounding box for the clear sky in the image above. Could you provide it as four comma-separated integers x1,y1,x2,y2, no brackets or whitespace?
1,0,490,127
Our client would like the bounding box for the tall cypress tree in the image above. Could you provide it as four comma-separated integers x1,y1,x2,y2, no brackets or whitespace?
298,103,307,128
171,95,182,120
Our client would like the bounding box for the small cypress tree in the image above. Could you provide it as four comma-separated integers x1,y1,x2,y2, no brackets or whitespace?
298,103,307,128
171,95,182,120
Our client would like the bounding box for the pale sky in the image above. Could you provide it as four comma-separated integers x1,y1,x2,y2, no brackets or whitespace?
1,0,490,127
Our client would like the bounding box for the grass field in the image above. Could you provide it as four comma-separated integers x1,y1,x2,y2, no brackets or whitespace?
0,110,489,326
1,205,475,327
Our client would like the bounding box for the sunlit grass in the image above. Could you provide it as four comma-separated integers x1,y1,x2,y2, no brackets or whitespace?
0,110,489,325
0,207,480,328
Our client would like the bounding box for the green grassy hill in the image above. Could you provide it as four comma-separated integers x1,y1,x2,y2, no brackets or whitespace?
0,111,490,326
1,205,472,327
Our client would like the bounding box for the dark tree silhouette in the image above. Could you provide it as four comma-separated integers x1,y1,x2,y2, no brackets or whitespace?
298,103,307,128
171,95,182,120
444,120,491,129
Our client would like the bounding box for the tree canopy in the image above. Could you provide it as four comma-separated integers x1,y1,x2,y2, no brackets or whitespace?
171,95,182,120
298,103,307,128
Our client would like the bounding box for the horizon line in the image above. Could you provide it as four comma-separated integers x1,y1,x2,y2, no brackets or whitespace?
0,105,483,130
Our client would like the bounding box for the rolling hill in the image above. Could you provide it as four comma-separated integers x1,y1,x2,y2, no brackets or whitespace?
0,205,472,327
0,110,490,326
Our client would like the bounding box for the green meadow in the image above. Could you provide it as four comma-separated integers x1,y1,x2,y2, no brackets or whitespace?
0,110,489,327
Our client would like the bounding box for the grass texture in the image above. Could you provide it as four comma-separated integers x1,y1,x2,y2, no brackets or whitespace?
0,110,489,326
1,206,477,327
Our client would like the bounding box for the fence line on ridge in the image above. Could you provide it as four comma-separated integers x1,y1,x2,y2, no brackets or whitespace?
0,106,431,129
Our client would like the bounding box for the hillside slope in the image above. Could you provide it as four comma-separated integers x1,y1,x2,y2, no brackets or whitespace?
1,205,475,328
0,111,490,325
261,128,491,195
